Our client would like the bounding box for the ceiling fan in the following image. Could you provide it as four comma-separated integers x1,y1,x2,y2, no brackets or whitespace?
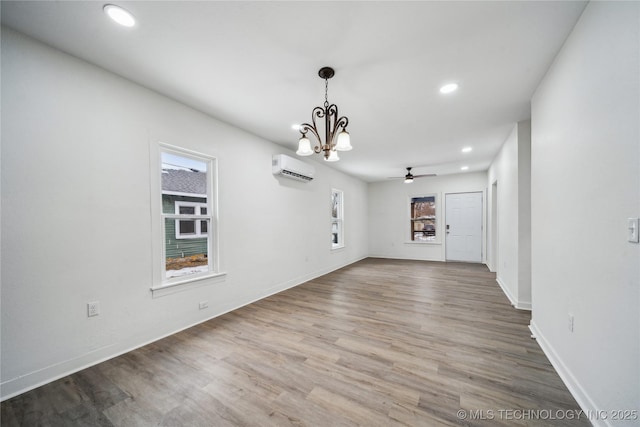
389,167,436,183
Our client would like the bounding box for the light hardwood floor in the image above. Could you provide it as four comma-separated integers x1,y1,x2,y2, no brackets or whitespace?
1,259,589,426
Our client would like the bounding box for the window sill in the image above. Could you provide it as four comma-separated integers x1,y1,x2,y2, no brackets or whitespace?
404,241,441,245
151,271,227,298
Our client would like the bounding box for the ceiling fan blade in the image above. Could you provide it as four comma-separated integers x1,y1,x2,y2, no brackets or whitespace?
386,174,435,179
387,167,435,179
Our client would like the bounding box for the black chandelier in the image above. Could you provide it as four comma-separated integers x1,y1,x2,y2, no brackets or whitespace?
296,67,352,162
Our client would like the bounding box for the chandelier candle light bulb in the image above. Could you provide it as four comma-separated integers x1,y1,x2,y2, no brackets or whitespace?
296,136,313,156
335,130,352,151
325,149,340,162
296,67,352,161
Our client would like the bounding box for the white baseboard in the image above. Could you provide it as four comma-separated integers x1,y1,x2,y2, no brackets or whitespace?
495,276,531,311
529,321,606,427
368,254,445,262
484,261,496,273
496,276,517,306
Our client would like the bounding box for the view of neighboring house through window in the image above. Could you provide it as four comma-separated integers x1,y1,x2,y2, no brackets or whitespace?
410,195,436,242
331,189,344,249
175,201,208,238
161,149,214,281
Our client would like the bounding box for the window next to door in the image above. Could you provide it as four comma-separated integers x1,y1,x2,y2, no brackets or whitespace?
410,195,436,242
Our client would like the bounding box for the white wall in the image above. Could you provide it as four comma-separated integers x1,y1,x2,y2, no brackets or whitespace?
530,2,639,425
487,120,532,310
368,172,487,262
0,28,368,399
517,121,532,309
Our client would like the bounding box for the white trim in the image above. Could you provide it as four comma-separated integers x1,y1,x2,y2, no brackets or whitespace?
487,263,497,273
162,190,207,198
496,276,517,308
404,241,442,245
529,321,606,427
331,220,344,250
151,142,221,289
408,193,438,243
496,276,531,311
489,180,499,273
150,271,227,297
331,189,344,250
368,255,445,262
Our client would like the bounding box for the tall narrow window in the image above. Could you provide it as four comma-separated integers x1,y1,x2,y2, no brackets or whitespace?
410,195,436,242
159,147,216,282
331,189,344,249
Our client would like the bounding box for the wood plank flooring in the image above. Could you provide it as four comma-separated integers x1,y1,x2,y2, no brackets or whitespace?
1,259,590,426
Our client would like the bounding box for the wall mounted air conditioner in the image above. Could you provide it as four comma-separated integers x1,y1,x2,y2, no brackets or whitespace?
272,154,315,182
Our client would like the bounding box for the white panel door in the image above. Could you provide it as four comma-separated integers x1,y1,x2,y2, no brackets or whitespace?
445,192,483,262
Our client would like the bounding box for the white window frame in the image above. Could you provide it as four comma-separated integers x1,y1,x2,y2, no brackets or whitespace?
174,201,208,239
331,189,344,250
150,142,224,294
408,193,439,244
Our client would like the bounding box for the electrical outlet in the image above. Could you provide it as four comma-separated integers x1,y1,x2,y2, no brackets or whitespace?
568,313,574,332
199,301,209,310
87,301,100,317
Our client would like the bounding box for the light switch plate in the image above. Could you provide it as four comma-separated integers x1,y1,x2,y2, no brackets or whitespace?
628,218,639,243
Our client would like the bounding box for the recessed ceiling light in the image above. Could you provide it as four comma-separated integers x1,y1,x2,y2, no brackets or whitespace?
461,166,469,171
462,147,472,153
104,4,136,27
291,124,301,131
439,83,459,94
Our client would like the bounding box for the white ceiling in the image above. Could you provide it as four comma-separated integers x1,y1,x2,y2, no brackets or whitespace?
1,1,587,182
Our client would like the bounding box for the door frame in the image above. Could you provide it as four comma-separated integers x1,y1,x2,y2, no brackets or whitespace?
444,191,485,262
490,181,498,272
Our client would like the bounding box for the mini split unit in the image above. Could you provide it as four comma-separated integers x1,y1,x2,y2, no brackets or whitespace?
272,154,315,182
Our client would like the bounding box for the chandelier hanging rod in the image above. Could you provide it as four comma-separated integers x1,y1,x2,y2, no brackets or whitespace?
296,67,352,162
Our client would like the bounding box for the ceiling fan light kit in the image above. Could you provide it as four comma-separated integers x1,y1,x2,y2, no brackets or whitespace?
296,67,352,162
405,168,415,183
